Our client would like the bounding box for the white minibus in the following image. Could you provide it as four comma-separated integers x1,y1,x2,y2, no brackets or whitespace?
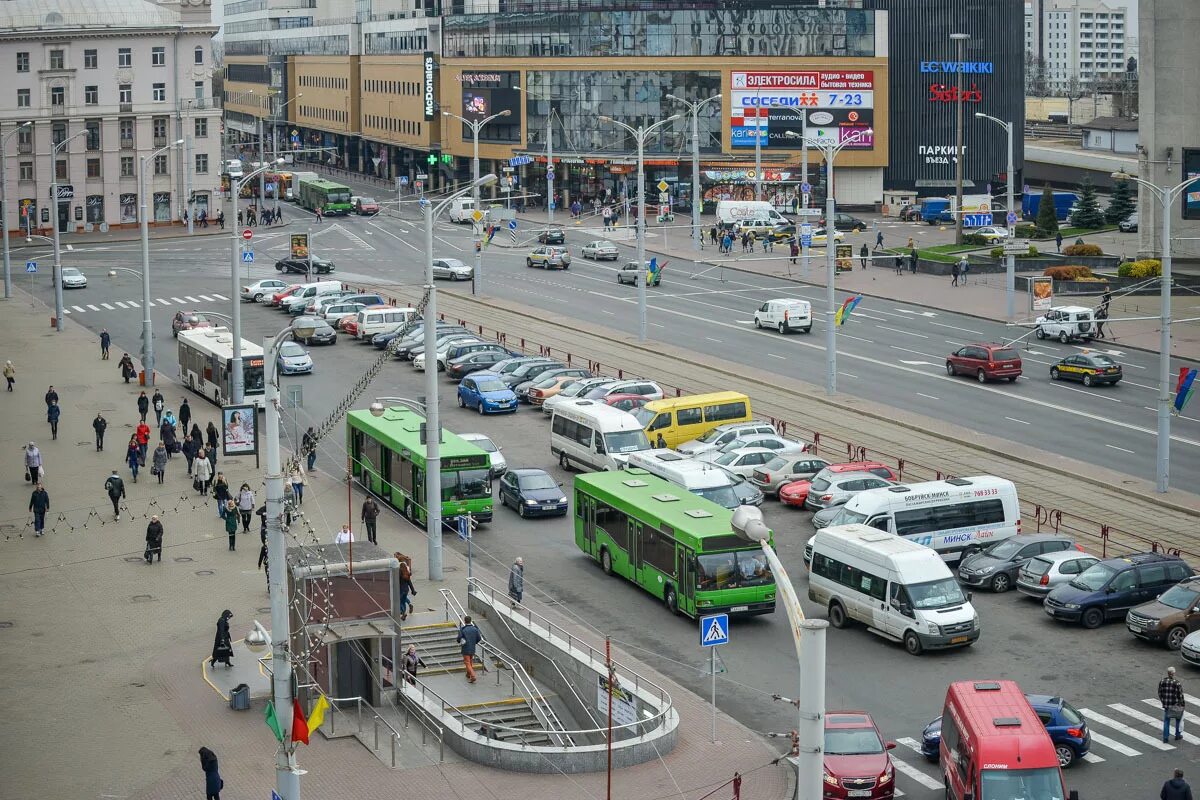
624,449,742,509
550,400,650,472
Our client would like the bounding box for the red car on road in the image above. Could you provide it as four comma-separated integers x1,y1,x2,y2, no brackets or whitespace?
823,711,897,800
779,461,898,508
945,342,1023,383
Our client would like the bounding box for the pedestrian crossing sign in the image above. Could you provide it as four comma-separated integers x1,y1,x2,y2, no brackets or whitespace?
242,250,254,263
700,613,729,647
25,260,36,273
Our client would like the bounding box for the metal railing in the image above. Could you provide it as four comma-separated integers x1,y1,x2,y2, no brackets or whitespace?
322,693,445,766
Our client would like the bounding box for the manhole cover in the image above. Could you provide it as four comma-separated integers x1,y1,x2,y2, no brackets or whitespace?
0,621,13,629
173,556,194,563
76,440,91,446
124,556,145,563
443,565,459,572
257,607,271,614
131,594,153,602
194,570,214,576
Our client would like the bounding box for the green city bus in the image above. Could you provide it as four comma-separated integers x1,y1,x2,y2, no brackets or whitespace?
297,177,352,215
348,407,493,526
574,469,776,618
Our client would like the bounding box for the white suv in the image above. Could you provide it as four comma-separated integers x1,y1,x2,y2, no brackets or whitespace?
1035,305,1096,343
754,298,812,334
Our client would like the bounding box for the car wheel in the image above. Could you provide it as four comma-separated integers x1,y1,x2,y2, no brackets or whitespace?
1082,373,1093,387
778,322,787,334
990,573,1012,593
754,317,762,329
828,601,848,629
600,548,613,575
903,630,924,655
559,451,570,471
1059,331,1070,343
458,394,465,408
478,402,486,416
517,503,526,518
1050,367,1060,380
946,362,956,376
977,369,987,384
1056,744,1077,769
1081,607,1105,629
526,259,534,268
253,293,264,302
1035,327,1046,340
664,585,679,616
1167,625,1188,651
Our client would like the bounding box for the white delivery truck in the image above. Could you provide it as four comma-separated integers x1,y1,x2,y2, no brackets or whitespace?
807,524,981,655
715,200,789,227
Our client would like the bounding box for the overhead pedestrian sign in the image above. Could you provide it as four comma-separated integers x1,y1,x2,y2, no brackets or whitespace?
25,260,36,273
242,250,255,263
700,613,729,647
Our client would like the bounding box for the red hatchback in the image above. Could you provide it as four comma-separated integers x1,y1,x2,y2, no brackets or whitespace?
945,342,1022,383
823,711,896,800
779,461,898,508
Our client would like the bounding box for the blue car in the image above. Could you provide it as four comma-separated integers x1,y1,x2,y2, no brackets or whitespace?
457,372,518,415
920,693,1090,768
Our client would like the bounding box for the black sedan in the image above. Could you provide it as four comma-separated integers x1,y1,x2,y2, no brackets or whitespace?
537,227,566,244
498,468,569,518
276,256,335,274
292,316,337,345
1050,352,1122,386
445,350,511,380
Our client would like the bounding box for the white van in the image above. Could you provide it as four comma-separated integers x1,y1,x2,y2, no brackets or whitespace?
716,200,788,226
448,197,476,224
624,450,743,509
355,306,418,341
808,524,980,655
813,476,1021,562
279,280,344,313
550,399,650,472
754,298,812,334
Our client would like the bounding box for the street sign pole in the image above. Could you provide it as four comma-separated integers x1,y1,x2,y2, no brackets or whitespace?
700,613,729,744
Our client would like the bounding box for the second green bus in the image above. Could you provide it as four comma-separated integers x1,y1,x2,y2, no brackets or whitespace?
297,176,352,215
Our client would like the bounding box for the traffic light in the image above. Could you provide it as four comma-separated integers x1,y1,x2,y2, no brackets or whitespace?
427,153,438,166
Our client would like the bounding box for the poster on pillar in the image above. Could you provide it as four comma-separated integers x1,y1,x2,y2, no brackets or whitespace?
730,70,875,151
457,70,521,143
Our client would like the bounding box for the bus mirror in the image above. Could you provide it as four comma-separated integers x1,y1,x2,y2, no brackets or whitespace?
730,506,770,543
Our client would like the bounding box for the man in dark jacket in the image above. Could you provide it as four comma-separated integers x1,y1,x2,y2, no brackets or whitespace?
145,515,164,563
1162,769,1193,800
137,391,149,423
47,399,60,439
44,385,58,410
179,398,191,433
104,470,126,521
361,497,379,544
29,482,49,536
99,329,111,360
93,413,107,451
182,434,199,475
151,390,165,426
456,615,483,683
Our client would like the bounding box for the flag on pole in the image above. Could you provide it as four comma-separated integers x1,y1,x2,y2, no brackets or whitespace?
1176,367,1198,414
835,295,863,326
306,694,331,736
291,698,310,745
264,701,284,743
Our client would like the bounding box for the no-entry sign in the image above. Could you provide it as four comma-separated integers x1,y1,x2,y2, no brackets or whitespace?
242,228,253,241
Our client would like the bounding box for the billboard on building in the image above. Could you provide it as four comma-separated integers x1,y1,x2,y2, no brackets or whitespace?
458,71,521,143
729,71,875,150
1183,149,1200,220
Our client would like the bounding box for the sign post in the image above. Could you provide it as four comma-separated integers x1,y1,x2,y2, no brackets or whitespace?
700,613,729,743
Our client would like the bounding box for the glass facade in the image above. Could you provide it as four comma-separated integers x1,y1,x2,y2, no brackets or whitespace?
444,8,874,59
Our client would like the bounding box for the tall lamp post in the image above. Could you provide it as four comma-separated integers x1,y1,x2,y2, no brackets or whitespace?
975,112,1016,320
598,114,682,342
951,32,971,246
229,158,285,404
2,121,32,299
665,93,722,256
51,129,88,331
1112,168,1192,493
269,92,304,214
516,86,561,223
421,174,497,581
139,139,184,381
442,108,512,296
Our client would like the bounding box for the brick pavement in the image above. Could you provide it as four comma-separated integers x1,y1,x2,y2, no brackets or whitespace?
0,290,793,800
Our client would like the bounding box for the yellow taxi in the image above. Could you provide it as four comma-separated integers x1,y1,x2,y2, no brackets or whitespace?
1049,351,1122,386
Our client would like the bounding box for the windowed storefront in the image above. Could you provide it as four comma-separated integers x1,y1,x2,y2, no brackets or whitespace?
153,192,171,222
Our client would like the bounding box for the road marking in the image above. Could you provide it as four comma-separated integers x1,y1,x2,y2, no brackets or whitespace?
1005,417,1031,425
649,322,665,328
1105,444,1135,453
705,337,722,343
1050,382,1122,402
156,298,172,305
737,320,755,325
63,308,70,314
929,321,985,336
916,392,940,401
1080,708,1173,750
1109,703,1200,745
86,304,99,311
839,371,858,379
72,305,85,313
1143,697,1200,729
838,332,873,344
768,353,787,360
365,220,420,252
892,308,938,318
891,345,942,359
889,756,944,790
212,293,228,301
895,737,925,755
900,360,938,366
877,325,929,339
601,309,615,315
1083,729,1141,757
198,294,215,302
114,301,129,309
171,296,186,304
1082,753,1106,763
185,295,200,303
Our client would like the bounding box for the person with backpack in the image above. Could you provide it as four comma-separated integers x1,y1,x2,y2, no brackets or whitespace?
151,390,165,426
398,561,417,621
104,469,125,521
3,359,13,391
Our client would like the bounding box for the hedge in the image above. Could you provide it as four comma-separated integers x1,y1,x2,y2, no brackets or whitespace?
1117,259,1163,278
1043,265,1095,280
1062,243,1104,257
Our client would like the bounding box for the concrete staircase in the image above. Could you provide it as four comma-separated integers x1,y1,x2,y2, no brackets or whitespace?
448,697,557,747
403,621,484,675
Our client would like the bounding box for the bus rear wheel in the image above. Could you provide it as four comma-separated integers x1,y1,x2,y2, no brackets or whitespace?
664,586,679,616
600,548,613,575
828,601,848,629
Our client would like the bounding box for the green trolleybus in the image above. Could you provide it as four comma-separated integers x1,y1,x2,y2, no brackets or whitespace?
348,407,493,525
574,469,775,617
297,177,352,215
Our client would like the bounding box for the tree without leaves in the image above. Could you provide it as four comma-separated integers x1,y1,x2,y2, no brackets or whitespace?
1105,179,1136,225
1036,185,1059,236
1071,177,1106,229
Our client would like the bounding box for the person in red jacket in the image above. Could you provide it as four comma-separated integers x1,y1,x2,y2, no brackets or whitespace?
135,421,151,462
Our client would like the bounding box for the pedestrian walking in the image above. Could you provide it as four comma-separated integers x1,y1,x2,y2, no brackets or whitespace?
182,434,198,474
957,255,969,286
874,230,884,251
1162,769,1193,800
237,483,255,532
100,329,111,360
47,399,60,439
1160,666,1186,742
145,515,163,563
950,260,961,287
290,466,305,505
163,407,177,432
859,243,869,270
206,421,219,453
216,210,225,229
93,413,107,452
44,385,58,411
136,391,149,423
135,421,150,462
909,247,918,274
398,560,416,620
508,557,525,605
1095,289,1112,339
199,747,223,800
790,240,800,265
206,439,217,474
104,469,125,521
151,390,164,426
1055,231,1064,252
710,226,718,246
257,528,270,590
119,353,136,383
334,524,354,544
179,398,191,433
125,437,140,482
189,422,202,445
213,472,230,517
274,206,282,224
402,644,426,685
361,496,379,544
894,254,903,275
23,441,42,483
210,610,233,668
193,451,213,496
28,482,49,537
456,615,483,683
302,427,317,471
224,500,239,550
3,359,14,391
160,418,177,456
151,442,168,484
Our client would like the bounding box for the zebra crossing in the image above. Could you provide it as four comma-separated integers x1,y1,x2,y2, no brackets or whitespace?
63,293,229,314
867,693,1200,797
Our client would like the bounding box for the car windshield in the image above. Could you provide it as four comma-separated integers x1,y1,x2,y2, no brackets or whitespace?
696,550,773,590
560,381,589,397
519,474,557,491
696,427,730,443
514,362,554,378
360,197,376,205
533,376,560,389
603,430,650,454
980,767,1064,800
714,452,741,466
993,348,1020,361
63,268,82,276
695,484,741,509
983,539,1024,560
475,379,507,393
443,468,491,501
824,727,884,756
1158,584,1200,611
466,437,497,453
279,342,305,357
908,577,968,609
630,406,656,425
1071,562,1117,591
1059,701,1084,726
828,507,868,526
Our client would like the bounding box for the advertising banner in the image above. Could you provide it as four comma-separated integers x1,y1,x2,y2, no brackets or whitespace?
290,233,309,259
422,51,435,121
1030,276,1054,311
222,404,258,457
458,71,520,143
731,108,874,149
730,72,874,150
1183,149,1200,221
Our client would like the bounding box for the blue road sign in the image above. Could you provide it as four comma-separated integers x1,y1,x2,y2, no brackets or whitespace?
509,155,533,167
546,168,555,180
800,182,812,194
242,250,255,263
800,236,813,247
456,516,470,541
963,214,992,227
273,792,284,800
399,176,409,186
1006,211,1018,225
700,613,729,647
507,219,518,230
25,260,36,273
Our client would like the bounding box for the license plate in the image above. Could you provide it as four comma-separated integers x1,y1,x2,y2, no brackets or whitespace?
951,635,969,644
848,791,872,798
731,605,749,612
1107,368,1119,373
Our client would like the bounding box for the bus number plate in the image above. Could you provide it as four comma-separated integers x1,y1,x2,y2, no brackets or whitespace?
731,605,748,612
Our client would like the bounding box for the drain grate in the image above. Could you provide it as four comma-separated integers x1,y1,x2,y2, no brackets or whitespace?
173,557,194,563
0,621,13,629
195,570,214,576
131,594,154,602
124,556,145,563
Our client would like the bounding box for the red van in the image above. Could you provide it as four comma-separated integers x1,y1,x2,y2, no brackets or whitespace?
941,680,1067,800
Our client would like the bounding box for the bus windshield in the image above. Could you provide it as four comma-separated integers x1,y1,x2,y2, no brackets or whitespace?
443,468,491,501
908,577,967,610
604,430,650,454
243,360,265,395
696,550,773,590
980,767,1064,800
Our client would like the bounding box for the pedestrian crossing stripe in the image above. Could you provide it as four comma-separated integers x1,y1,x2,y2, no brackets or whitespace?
56,294,229,313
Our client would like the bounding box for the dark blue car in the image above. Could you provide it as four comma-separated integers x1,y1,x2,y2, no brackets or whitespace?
920,693,1090,768
497,468,568,518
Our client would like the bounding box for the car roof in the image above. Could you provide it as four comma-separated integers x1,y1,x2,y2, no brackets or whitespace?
1022,694,1065,711
767,297,808,305
826,461,890,473
511,467,550,478
724,446,778,457
1031,549,1094,564
1098,552,1184,568
830,471,889,483
459,432,492,442
825,711,877,729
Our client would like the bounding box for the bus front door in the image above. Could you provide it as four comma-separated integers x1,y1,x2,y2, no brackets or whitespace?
679,549,696,617
580,495,596,553
380,448,393,503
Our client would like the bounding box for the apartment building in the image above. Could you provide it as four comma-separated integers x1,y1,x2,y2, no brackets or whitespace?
1027,0,1129,90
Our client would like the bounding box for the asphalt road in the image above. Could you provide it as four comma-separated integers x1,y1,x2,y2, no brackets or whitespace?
15,227,1195,800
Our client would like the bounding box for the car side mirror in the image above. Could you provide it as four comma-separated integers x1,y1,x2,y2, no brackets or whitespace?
885,741,897,750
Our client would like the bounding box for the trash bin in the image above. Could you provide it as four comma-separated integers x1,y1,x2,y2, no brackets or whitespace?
230,683,251,711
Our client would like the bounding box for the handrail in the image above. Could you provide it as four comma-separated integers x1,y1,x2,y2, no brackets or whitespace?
320,692,445,765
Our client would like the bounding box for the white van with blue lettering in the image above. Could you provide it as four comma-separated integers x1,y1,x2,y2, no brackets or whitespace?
809,476,1020,562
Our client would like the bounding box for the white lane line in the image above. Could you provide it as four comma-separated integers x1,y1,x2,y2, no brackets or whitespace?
100,302,115,310
170,296,187,304
839,371,858,379
1005,417,1031,425
114,301,129,309
1050,381,1122,402
649,322,665,328
435,236,463,252
1082,753,1107,764
185,295,200,303
1106,444,1135,453
1082,729,1141,757
1109,703,1200,745
1080,708,1173,750
366,220,420,252
929,321,986,336
63,308,70,314
768,353,787,360
838,332,874,344
198,294,215,302
156,298,172,305
86,304,100,311
890,345,943,359
72,305,86,313
895,737,925,755
917,392,940,401
705,337,722,343
211,293,228,301
601,309,615,315
1145,407,1156,412
852,311,888,321
889,757,944,790
877,325,929,339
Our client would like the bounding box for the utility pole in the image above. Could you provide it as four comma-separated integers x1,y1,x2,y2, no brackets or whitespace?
951,33,970,245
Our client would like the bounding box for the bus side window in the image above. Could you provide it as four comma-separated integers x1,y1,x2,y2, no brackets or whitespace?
648,413,671,431
594,431,606,454
867,516,890,532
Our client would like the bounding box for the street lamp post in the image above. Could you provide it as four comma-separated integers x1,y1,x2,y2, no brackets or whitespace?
50,129,87,332
1112,169,1192,493
421,174,497,581
139,139,184,381
442,109,512,296
2,121,32,300
666,94,722,256
269,93,303,214
975,112,1016,320
516,86,557,223
598,114,682,342
230,158,285,404
951,33,971,246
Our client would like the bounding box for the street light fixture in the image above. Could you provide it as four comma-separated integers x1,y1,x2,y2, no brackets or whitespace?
597,114,683,342
975,112,1017,321
51,129,88,331
1112,168,1192,493
442,108,512,296
951,32,971,246
2,121,32,299
268,93,304,213
665,94,722,256
139,139,185,382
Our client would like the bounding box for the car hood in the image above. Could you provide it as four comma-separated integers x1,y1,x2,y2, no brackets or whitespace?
824,752,889,779
780,480,811,495
1047,583,1103,604
960,554,1009,572
479,389,516,401
1129,599,1179,620
811,507,841,529
281,353,311,363
522,487,566,502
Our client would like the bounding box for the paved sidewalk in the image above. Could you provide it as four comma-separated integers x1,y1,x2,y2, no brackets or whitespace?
0,290,793,800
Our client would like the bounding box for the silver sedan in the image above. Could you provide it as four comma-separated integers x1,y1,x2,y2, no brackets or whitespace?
581,240,619,260
431,258,473,281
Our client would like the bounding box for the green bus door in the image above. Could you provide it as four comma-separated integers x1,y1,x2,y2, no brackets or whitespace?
679,549,696,617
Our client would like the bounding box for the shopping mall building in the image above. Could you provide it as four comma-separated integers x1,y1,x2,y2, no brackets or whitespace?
223,0,1023,209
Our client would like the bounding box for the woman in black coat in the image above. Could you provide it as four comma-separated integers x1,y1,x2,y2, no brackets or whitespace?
206,421,219,452
199,747,223,800
210,609,233,668
145,516,164,563
160,421,178,454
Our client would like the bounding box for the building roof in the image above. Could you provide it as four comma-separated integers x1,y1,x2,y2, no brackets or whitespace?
1082,116,1139,132
0,0,181,31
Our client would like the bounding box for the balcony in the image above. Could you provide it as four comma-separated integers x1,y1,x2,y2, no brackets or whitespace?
120,103,133,113
153,135,168,147
119,136,135,150
17,142,32,155
50,103,68,117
